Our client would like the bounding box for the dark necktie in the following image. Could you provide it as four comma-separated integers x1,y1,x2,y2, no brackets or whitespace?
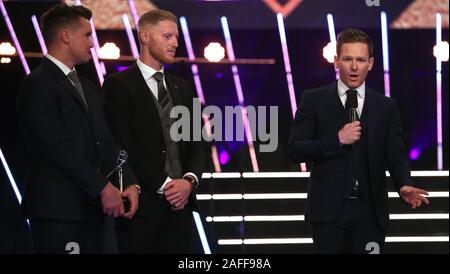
153,72,169,109
67,70,89,111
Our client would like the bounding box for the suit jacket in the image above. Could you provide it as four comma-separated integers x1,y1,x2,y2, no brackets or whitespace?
102,64,208,216
18,58,136,220
288,82,412,230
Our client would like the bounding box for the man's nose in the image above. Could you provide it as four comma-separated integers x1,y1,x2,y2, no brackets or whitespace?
172,38,178,48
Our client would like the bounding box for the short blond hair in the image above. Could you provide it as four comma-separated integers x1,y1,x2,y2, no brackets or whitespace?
138,9,177,31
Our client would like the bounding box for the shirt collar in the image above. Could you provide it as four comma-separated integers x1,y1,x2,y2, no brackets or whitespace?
136,59,164,81
46,54,74,76
337,79,366,99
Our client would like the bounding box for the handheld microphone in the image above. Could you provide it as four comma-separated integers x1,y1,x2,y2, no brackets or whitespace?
345,90,359,151
345,90,358,123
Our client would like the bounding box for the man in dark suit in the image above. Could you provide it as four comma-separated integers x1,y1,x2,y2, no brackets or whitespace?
17,4,139,254
102,9,208,253
289,28,429,254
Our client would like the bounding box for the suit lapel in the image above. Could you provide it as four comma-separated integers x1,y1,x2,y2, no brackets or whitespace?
165,73,182,106
326,82,348,128
129,64,163,123
42,58,90,115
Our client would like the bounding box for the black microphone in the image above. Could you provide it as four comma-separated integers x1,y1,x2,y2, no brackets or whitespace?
345,90,358,123
345,90,359,151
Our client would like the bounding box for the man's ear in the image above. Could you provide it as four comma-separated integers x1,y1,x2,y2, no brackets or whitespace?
334,55,339,69
368,56,374,71
139,29,149,45
61,29,70,44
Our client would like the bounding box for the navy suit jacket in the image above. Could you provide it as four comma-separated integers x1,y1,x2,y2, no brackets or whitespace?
18,58,136,220
289,82,412,230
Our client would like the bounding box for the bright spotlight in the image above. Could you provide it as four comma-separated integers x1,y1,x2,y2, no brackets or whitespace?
0,42,16,56
1,57,11,63
204,42,225,62
98,42,120,60
322,42,336,63
433,41,449,62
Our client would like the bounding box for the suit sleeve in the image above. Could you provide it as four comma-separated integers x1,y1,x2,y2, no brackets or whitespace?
102,76,143,187
385,99,413,191
288,90,343,163
18,76,107,198
90,80,138,188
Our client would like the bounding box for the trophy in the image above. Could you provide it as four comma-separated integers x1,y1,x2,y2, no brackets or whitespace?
106,150,130,212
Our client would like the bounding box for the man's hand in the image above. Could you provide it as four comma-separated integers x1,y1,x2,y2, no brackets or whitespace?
164,179,192,211
100,182,124,217
338,121,361,145
122,185,139,219
399,186,430,209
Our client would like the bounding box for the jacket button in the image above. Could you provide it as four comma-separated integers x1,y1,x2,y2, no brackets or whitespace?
161,150,166,156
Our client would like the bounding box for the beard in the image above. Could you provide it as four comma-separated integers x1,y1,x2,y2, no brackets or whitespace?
148,46,175,65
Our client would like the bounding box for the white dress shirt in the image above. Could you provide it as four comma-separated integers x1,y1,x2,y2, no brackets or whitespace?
46,54,78,86
337,79,365,117
136,59,166,100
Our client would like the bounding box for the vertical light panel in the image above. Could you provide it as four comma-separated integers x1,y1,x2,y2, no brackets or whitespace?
31,15,47,55
89,19,106,75
276,13,298,117
0,0,30,74
435,13,443,170
326,13,339,79
192,211,212,254
179,16,221,172
90,46,104,85
277,13,306,172
122,14,139,59
0,148,22,204
381,11,391,97
127,0,139,29
0,148,28,225
73,0,104,84
221,16,259,172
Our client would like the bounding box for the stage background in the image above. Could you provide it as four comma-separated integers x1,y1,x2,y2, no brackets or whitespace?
0,0,448,253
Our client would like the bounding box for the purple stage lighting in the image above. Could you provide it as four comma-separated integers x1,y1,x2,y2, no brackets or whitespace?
219,150,230,165
409,148,420,160
114,65,130,72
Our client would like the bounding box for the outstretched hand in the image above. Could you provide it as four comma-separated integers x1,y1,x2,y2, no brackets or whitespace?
399,186,430,209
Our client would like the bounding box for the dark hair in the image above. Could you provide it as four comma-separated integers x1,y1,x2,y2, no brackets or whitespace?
40,4,92,45
137,9,177,30
336,28,373,58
